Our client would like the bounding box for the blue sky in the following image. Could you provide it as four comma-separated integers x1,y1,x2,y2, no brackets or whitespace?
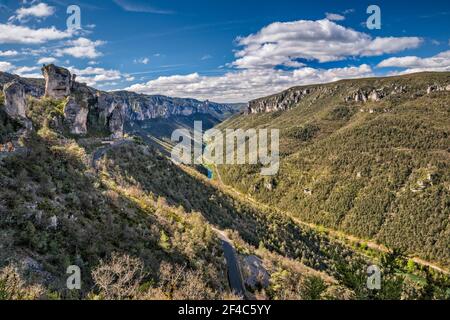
0,0,449,102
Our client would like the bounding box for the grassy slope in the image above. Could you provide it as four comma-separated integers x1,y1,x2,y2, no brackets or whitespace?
216,72,450,269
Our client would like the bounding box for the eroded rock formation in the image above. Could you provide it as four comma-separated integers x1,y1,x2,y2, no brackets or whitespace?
41,64,125,138
2,79,35,130
248,87,318,114
64,96,89,135
108,106,124,139
42,64,73,99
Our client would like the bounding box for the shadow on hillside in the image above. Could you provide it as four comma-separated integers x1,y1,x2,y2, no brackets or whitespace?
0,132,194,296
102,143,359,273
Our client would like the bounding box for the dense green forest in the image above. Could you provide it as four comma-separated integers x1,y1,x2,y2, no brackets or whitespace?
216,72,450,269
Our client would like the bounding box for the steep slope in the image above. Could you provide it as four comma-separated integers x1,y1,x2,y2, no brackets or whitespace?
0,95,371,300
1,70,449,300
216,72,450,269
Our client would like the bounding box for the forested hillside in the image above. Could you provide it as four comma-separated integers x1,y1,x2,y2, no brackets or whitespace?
0,94,371,300
217,72,450,269
1,73,449,300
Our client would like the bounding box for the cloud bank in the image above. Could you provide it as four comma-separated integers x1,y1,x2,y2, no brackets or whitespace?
125,19,422,102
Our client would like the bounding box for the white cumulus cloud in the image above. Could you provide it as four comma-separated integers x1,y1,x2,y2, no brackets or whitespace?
0,24,71,44
13,66,42,78
122,19,425,102
325,13,345,21
125,64,373,103
68,66,124,86
378,50,450,73
0,50,19,57
0,62,43,78
37,57,58,64
14,66,39,74
0,61,14,72
10,3,56,22
56,38,105,59
233,19,422,68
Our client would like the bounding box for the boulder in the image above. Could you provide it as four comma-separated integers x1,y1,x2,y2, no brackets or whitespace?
354,91,368,102
368,90,380,102
242,256,270,290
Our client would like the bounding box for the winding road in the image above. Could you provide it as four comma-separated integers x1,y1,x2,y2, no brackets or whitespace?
90,140,251,296
213,228,248,299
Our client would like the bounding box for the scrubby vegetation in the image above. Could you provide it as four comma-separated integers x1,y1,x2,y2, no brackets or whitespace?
1,72,449,300
217,72,450,270
0,98,229,300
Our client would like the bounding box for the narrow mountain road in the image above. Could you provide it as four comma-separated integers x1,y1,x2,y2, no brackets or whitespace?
212,228,248,299
211,165,450,275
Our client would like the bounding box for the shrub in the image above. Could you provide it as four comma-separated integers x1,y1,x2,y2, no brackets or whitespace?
327,106,354,121
299,275,327,300
0,266,43,300
91,253,145,300
286,124,320,141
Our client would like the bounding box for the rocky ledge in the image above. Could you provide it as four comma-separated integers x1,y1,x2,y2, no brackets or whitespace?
247,73,450,114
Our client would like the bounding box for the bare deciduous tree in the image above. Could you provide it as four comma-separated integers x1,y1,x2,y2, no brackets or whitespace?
91,253,145,300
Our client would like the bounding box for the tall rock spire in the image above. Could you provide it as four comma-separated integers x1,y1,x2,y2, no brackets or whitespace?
42,64,73,99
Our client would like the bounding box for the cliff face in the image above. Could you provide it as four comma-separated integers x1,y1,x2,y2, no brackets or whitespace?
3,80,28,119
247,73,450,114
1,76,44,131
40,65,129,137
1,65,239,139
111,91,236,122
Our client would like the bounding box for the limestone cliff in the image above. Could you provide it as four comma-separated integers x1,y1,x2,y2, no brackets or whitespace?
1,65,239,139
3,80,27,119
247,73,450,114
2,78,43,130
